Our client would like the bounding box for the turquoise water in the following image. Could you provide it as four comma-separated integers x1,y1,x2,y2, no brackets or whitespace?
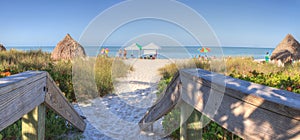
6,46,274,59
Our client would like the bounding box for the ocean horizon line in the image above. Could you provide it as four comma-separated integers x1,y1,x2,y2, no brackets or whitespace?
5,45,275,49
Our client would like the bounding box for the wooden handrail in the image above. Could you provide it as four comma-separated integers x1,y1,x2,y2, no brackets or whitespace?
139,72,181,130
139,69,300,140
0,71,86,138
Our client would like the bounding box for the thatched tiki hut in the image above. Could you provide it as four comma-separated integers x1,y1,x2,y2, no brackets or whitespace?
0,44,6,51
271,34,300,64
51,34,86,60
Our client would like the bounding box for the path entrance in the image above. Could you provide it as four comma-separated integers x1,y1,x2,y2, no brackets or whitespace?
75,59,171,140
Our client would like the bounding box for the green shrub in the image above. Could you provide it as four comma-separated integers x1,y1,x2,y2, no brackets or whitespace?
0,120,21,140
45,110,79,139
45,61,74,102
226,58,300,94
161,108,181,138
230,70,300,94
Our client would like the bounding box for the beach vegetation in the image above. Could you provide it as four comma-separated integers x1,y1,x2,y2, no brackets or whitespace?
94,56,131,96
157,57,300,139
0,50,78,139
0,50,130,139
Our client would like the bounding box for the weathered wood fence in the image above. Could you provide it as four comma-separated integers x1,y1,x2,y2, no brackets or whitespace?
140,69,300,140
0,71,86,139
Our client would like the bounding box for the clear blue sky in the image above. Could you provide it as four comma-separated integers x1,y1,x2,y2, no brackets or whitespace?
0,0,299,47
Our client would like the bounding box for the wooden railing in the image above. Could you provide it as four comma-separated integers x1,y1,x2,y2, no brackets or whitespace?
140,69,300,140
0,71,86,139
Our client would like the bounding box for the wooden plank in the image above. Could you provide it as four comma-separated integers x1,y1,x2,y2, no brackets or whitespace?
22,103,45,140
44,73,86,131
180,69,300,140
0,77,46,131
139,72,181,130
0,71,46,94
181,69,300,120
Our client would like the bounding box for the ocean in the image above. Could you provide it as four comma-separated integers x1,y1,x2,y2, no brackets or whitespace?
5,46,274,60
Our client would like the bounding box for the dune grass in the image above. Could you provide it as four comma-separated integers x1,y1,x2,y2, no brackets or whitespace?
0,50,130,139
94,56,131,96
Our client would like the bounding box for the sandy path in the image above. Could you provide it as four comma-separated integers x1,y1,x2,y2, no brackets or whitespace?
74,59,172,140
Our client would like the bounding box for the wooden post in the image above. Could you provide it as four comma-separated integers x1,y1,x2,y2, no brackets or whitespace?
180,101,188,140
180,102,202,140
22,103,45,140
186,109,202,140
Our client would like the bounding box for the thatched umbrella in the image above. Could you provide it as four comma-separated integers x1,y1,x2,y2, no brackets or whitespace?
271,34,300,64
0,44,6,51
51,34,86,60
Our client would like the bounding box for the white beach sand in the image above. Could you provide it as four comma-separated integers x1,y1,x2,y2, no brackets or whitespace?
74,59,173,140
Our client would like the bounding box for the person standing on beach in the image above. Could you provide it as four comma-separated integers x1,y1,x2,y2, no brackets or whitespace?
118,49,122,58
265,52,270,63
123,49,127,59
